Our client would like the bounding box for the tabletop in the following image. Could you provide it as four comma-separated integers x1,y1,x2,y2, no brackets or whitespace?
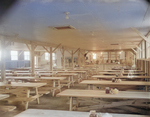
80,80,150,86
92,75,150,79
100,70,143,72
57,89,150,99
14,109,150,117
56,73,78,76
40,77,66,80
98,72,145,75
0,82,46,88
0,94,9,100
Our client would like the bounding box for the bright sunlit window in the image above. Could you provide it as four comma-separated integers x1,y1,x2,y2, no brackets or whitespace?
24,51,30,60
93,53,96,59
11,51,18,60
52,53,55,60
45,52,49,60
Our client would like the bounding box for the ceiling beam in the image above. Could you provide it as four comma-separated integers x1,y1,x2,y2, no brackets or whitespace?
52,44,61,53
131,27,150,44
42,46,50,53
131,48,137,53
26,44,31,52
73,48,80,55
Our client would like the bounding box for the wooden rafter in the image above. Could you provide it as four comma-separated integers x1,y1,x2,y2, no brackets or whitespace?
66,49,72,55
42,46,50,53
52,44,61,52
40,51,45,56
73,48,80,55
26,44,31,51
131,27,150,44
131,48,137,53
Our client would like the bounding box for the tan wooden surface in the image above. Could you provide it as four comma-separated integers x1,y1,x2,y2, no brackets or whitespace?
98,72,145,75
14,109,150,117
92,75,150,79
0,94,9,100
56,73,78,76
101,70,143,72
57,89,150,99
0,82,46,88
6,77,36,80
40,77,66,80
80,80,150,86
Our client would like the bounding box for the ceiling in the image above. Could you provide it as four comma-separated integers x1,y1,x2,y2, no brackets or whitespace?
0,0,150,51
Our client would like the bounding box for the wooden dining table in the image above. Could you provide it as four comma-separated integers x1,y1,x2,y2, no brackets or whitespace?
0,82,46,109
98,72,145,75
100,70,143,72
14,109,150,117
57,89,150,111
92,75,150,80
80,80,150,91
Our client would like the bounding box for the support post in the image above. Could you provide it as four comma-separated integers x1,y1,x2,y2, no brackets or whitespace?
30,44,35,75
62,47,65,69
72,51,74,69
50,47,53,71
78,49,81,67
1,39,6,82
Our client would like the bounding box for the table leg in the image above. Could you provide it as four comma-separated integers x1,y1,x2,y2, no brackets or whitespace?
53,80,56,96
76,97,79,107
58,80,61,92
69,97,73,111
25,89,30,110
71,76,74,86
35,87,40,104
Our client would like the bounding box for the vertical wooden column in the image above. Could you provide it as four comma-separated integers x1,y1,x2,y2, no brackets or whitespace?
1,39,5,82
30,44,35,75
50,47,53,71
145,41,147,59
62,47,65,69
83,51,86,66
78,49,81,67
72,50,74,69
108,52,110,63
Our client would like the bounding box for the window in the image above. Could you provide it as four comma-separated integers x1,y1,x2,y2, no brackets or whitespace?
93,53,96,59
34,56,37,66
52,53,55,60
11,51,18,60
45,52,49,60
24,51,30,60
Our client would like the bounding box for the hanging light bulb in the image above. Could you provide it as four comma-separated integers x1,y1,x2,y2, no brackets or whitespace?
65,12,69,19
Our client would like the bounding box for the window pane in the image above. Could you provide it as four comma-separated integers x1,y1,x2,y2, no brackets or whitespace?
11,51,18,60
24,51,30,60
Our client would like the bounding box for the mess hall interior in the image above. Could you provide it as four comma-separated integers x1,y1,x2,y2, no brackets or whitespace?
0,0,150,117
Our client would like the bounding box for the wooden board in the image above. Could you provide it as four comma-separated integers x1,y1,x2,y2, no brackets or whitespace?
80,80,150,86
40,77,66,80
92,75,150,79
101,70,143,72
56,73,78,76
0,82,46,88
98,72,145,75
14,109,150,117
57,89,150,99
0,94,9,100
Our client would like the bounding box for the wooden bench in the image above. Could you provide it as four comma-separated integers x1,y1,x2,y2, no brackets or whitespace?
0,105,16,113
